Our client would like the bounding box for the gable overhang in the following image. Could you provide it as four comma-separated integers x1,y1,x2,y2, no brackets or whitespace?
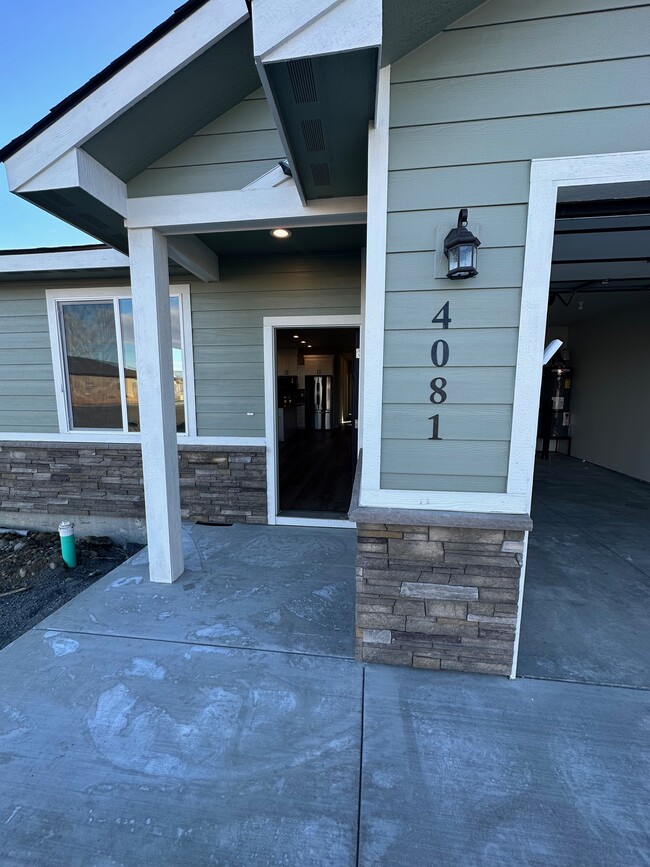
1,0,250,281
252,0,382,203
0,0,491,268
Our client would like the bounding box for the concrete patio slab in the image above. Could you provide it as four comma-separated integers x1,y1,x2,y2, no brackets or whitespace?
40,523,356,659
0,628,362,867
360,665,650,867
1,521,648,866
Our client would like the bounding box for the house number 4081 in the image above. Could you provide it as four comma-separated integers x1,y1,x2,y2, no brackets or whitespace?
429,301,450,440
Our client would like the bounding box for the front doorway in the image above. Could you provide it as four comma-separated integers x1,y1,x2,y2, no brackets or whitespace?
264,316,361,526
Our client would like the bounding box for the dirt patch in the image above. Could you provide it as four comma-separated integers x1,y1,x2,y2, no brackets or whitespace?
0,531,141,650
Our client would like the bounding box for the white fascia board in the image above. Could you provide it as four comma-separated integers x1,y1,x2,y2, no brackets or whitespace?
253,0,381,62
0,247,129,273
3,0,249,191
167,234,220,283
126,184,367,234
18,148,127,217
260,0,382,63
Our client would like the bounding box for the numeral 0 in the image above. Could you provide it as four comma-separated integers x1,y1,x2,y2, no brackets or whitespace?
431,339,449,367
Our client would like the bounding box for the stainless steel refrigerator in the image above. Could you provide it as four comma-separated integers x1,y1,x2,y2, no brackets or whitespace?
306,375,333,430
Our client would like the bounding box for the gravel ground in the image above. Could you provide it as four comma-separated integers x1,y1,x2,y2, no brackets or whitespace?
0,531,141,650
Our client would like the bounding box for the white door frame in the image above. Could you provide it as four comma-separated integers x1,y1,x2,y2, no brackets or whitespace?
510,149,650,678
263,314,362,529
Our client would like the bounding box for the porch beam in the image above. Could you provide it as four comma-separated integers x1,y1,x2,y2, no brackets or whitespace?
17,148,128,217
128,227,184,584
126,185,367,234
167,234,220,282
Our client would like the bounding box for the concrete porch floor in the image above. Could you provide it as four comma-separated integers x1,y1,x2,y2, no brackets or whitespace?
519,456,650,688
0,523,648,866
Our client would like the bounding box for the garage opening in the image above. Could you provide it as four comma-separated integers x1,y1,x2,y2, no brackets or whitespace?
275,327,359,518
518,195,650,688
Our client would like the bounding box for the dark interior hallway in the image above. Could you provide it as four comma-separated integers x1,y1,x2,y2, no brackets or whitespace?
278,427,355,517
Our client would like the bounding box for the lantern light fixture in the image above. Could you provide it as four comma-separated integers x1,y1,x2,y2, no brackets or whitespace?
271,228,291,239
443,208,481,279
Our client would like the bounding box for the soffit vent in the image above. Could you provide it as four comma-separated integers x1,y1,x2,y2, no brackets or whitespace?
301,118,326,152
310,162,331,187
287,58,317,103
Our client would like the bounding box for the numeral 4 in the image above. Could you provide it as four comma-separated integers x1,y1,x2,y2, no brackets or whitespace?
432,301,451,329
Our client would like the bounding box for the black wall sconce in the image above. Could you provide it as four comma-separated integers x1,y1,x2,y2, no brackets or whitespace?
444,208,481,279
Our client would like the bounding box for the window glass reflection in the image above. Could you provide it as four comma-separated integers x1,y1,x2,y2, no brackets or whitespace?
118,297,185,432
61,302,123,429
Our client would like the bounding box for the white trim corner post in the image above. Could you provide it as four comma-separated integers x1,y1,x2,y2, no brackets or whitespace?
128,227,184,582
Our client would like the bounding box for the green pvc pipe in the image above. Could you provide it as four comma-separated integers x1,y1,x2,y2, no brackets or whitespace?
58,521,77,568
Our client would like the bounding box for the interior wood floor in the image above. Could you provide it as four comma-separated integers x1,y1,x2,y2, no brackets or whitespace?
278,428,355,515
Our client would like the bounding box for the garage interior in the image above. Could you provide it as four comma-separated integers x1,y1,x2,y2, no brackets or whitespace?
276,327,359,517
518,194,650,688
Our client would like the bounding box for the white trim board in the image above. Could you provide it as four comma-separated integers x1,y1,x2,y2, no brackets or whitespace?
0,247,128,272
359,66,390,509
0,433,266,446
508,150,650,677
126,185,367,234
253,0,381,63
275,517,356,530
263,314,362,527
18,149,128,218
507,150,650,515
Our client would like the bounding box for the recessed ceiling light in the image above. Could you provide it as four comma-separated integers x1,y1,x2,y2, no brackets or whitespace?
307,344,312,348
300,340,306,344
293,334,299,339
271,228,291,239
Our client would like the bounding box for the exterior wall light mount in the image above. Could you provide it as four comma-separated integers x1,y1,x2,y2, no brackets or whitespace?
443,208,481,279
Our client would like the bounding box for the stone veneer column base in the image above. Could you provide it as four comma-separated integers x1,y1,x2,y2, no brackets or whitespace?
354,520,528,675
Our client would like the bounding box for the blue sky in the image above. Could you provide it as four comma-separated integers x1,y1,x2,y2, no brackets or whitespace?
0,0,182,250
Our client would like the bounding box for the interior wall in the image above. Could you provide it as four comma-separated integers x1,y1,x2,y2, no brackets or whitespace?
570,295,650,482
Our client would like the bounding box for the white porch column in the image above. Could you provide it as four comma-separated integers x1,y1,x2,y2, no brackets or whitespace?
128,227,184,583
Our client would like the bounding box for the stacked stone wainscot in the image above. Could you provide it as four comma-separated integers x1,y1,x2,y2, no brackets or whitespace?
0,442,267,525
353,517,530,675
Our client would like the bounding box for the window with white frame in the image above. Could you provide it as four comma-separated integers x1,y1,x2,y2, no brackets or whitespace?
46,287,194,435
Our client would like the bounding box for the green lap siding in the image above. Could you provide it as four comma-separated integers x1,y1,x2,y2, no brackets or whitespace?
128,91,285,197
382,0,650,493
0,287,58,433
191,254,361,437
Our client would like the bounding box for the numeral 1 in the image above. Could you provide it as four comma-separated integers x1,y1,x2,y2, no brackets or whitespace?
428,414,441,440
